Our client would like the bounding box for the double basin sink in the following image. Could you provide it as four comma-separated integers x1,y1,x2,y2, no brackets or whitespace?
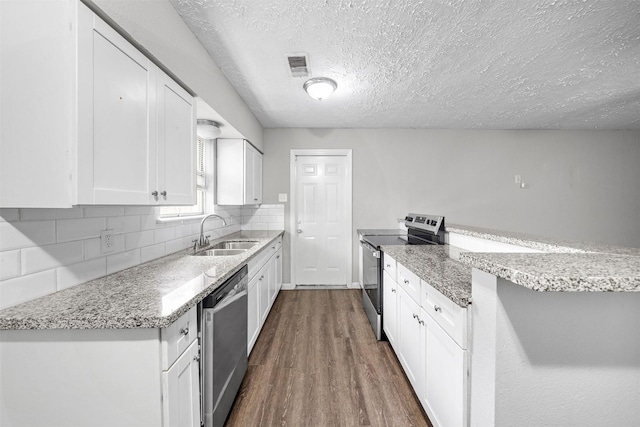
192,240,259,257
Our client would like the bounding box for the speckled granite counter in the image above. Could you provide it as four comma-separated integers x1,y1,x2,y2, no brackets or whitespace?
447,224,640,292
0,231,284,330
447,223,640,256
381,245,472,307
459,252,640,292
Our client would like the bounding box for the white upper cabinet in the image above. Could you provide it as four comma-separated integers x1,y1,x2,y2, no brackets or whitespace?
0,0,195,207
216,139,263,205
155,71,196,205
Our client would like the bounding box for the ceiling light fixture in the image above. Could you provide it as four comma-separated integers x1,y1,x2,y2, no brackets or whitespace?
303,77,337,101
196,119,221,139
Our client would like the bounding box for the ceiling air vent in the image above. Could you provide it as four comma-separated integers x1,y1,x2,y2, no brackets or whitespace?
286,54,309,77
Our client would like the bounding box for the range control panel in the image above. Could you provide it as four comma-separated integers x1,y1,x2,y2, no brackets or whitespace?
404,213,445,234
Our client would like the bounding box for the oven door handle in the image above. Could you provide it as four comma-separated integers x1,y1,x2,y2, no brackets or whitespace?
361,240,380,258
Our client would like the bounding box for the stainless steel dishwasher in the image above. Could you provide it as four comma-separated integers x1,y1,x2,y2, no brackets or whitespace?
199,265,248,427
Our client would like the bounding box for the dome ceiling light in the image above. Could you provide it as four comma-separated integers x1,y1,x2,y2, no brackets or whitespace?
196,119,221,139
303,77,337,101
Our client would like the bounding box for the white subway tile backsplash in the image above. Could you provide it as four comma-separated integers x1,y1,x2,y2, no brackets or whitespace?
107,215,140,234
0,250,21,281
268,223,285,231
154,227,176,244
83,206,125,218
106,249,140,275
22,241,84,275
56,258,106,291
125,230,154,250
140,214,157,231
0,206,235,307
56,218,105,243
165,238,186,255
20,208,83,221
140,243,165,263
124,206,155,216
0,209,20,222
0,221,56,251
0,270,57,310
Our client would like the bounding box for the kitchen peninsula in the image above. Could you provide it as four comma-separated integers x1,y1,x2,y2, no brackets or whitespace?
387,224,640,426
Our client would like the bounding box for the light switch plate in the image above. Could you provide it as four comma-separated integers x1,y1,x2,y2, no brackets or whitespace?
278,193,288,202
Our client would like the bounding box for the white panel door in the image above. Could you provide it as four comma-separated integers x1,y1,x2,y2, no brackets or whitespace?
162,339,200,427
294,156,348,285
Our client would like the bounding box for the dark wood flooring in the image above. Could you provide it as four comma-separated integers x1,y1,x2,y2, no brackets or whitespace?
226,289,433,427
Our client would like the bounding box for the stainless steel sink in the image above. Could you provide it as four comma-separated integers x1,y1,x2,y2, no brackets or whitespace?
193,249,247,257
209,241,258,250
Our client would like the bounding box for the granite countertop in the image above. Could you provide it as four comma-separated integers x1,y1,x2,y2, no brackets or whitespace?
382,245,472,307
447,224,640,292
0,230,284,330
447,223,640,256
458,252,640,292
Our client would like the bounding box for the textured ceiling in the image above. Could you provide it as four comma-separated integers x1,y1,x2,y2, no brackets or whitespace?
170,0,640,129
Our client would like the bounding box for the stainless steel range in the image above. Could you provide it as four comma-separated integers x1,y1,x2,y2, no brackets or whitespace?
359,214,445,340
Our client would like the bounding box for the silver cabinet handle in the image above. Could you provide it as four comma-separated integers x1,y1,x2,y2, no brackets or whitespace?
391,288,396,293
193,354,200,362
180,327,189,336
276,255,280,259
434,305,442,313
151,191,158,196
160,191,167,197
413,313,418,319
297,229,302,233
419,319,424,326
404,279,410,284
386,264,391,268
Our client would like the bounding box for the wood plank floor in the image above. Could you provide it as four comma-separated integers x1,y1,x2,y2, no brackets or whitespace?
226,289,433,427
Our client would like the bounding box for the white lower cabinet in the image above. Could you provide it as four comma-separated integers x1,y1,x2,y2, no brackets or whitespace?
383,270,398,347
422,311,469,427
247,236,284,354
0,307,200,427
384,253,469,427
397,285,425,397
162,339,200,427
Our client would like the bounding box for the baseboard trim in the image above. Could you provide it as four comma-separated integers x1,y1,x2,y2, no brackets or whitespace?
348,282,361,289
281,282,361,290
281,283,295,290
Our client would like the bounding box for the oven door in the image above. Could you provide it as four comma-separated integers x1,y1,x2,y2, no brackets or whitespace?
361,240,381,313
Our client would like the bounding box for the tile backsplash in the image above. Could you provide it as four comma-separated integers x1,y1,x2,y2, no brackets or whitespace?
0,204,285,310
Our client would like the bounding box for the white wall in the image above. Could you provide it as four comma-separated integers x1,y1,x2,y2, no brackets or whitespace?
262,128,640,282
87,0,264,149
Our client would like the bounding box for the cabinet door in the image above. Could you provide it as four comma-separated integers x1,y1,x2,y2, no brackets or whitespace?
253,149,263,204
244,142,262,204
248,274,260,354
383,270,398,348
78,15,156,205
423,312,468,427
259,264,271,326
156,71,196,205
162,339,200,427
397,286,424,397
274,248,283,294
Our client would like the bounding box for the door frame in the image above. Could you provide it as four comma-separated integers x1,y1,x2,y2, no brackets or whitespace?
289,149,353,288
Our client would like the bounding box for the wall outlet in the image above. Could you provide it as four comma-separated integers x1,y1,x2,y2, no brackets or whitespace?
100,229,115,253
515,174,522,184
278,193,288,202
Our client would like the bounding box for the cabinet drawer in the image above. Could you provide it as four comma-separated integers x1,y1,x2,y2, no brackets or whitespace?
161,306,198,370
421,280,467,349
397,262,421,304
382,253,397,281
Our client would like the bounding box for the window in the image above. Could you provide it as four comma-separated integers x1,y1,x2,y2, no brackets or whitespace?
159,137,207,217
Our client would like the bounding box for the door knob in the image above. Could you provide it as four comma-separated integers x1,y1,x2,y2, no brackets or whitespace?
297,229,302,233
